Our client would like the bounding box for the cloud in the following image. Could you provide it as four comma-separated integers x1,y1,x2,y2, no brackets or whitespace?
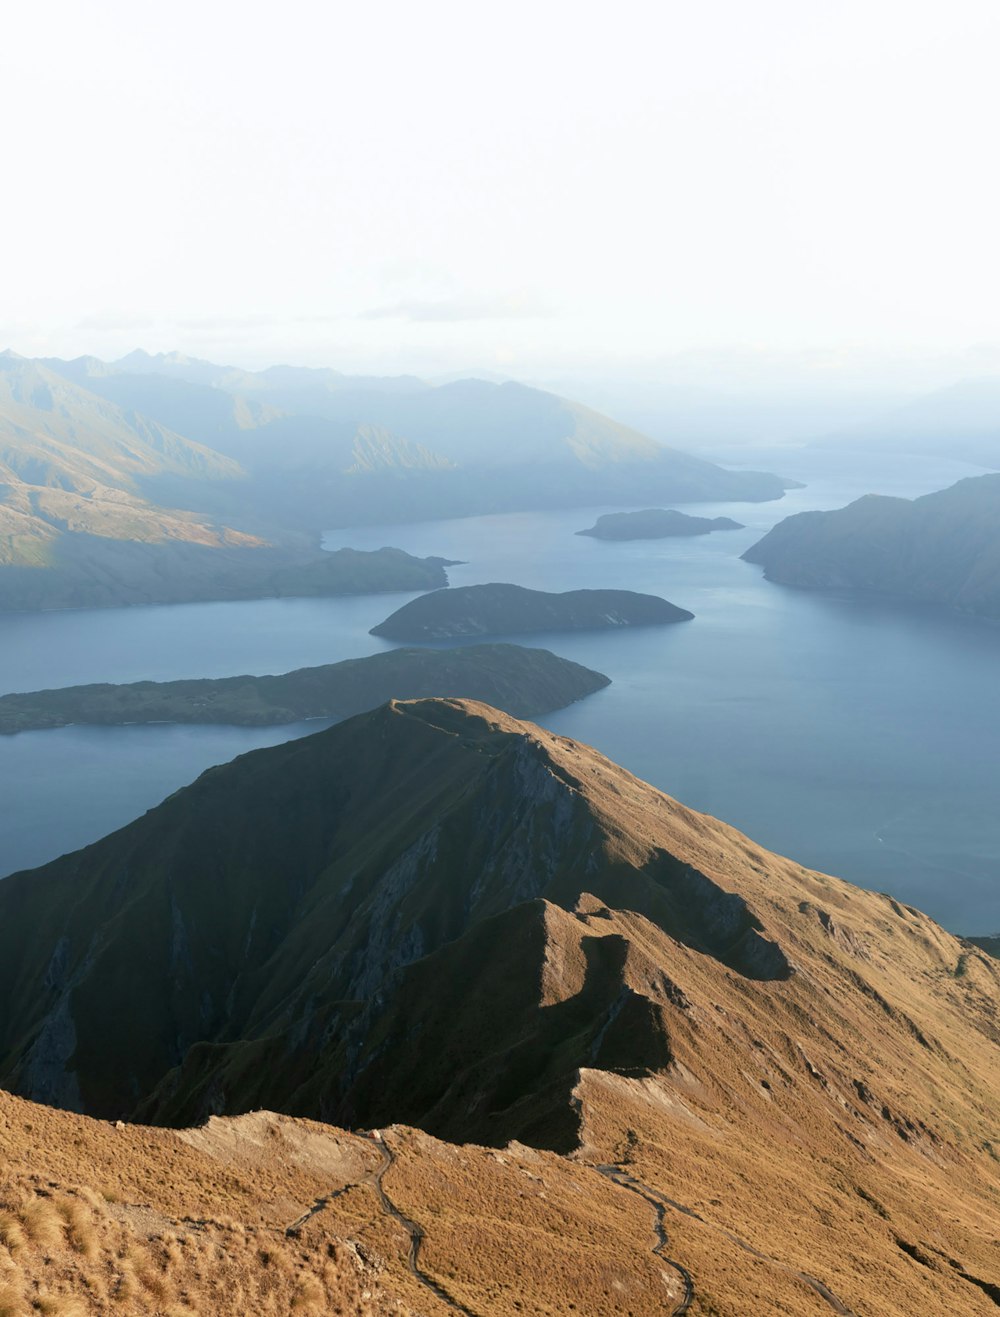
359,296,548,324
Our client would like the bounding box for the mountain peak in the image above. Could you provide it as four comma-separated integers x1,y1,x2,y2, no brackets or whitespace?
0,697,998,1310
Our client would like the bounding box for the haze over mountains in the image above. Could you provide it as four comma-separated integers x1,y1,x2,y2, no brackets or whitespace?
0,347,794,611
1,699,999,1314
576,508,745,539
3,343,1000,1316
744,473,1000,620
811,376,1000,469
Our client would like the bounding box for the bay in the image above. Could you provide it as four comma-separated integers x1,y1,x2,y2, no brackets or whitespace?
1,450,996,934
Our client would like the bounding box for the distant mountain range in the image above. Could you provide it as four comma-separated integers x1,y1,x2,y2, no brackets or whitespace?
0,352,252,563
40,348,790,516
0,347,790,609
0,698,998,1314
743,473,1000,619
812,375,1000,468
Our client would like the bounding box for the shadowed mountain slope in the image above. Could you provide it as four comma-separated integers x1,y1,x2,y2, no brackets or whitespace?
742,473,1000,619
0,699,999,1313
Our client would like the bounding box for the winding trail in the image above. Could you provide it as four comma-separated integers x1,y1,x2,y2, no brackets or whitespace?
285,1131,478,1316
596,1162,858,1316
595,1165,694,1314
285,1135,854,1315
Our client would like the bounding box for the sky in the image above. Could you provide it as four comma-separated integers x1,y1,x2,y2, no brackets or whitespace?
3,0,1000,382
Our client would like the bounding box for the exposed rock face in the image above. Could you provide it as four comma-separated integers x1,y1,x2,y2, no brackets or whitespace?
2,698,1000,1315
370,582,694,640
742,473,1000,619
0,698,782,1137
577,508,744,539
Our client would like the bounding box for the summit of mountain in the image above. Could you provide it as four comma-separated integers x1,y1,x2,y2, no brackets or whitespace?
0,699,998,1311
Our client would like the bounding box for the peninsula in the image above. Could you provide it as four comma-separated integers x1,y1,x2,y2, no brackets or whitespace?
369,582,694,640
742,473,1000,620
0,644,609,733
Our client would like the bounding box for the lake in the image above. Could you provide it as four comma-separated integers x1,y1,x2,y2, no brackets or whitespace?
1,450,997,935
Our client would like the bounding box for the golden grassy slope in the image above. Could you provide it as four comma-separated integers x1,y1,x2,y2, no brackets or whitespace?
0,1098,409,1316
2,701,999,1315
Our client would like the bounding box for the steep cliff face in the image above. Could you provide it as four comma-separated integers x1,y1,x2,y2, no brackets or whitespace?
0,697,784,1131
2,698,1000,1313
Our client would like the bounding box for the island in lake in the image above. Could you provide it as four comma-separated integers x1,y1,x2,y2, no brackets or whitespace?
370,582,694,640
576,508,744,539
742,473,1000,621
0,643,609,733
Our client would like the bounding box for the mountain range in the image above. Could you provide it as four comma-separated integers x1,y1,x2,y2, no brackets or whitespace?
812,375,1000,468
0,348,790,609
0,698,998,1314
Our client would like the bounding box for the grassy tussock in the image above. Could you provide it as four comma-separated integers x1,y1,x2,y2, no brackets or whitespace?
18,1198,64,1251
0,1151,399,1317
0,1281,25,1317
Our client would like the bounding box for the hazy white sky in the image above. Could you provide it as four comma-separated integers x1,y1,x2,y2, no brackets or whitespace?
3,0,1000,375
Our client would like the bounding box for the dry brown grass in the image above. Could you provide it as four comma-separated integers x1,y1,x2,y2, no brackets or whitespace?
0,1121,407,1316
1,706,1000,1314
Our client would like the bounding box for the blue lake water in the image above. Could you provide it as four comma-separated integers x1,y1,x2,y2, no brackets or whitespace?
1,450,997,934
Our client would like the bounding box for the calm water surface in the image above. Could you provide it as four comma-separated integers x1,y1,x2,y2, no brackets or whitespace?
1,451,997,934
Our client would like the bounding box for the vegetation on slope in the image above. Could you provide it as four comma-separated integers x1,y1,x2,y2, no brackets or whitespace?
743,473,1000,619
370,583,694,640
41,352,791,528
0,644,609,733
0,699,999,1313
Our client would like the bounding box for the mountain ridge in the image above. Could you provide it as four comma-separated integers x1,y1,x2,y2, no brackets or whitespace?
0,698,999,1313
